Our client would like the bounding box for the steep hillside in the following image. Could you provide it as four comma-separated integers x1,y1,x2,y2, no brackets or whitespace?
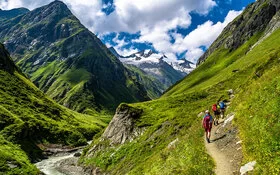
124,64,164,99
0,1,149,114
0,43,107,174
81,0,280,174
197,0,279,65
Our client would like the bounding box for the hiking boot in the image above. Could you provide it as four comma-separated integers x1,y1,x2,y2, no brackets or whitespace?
207,138,210,143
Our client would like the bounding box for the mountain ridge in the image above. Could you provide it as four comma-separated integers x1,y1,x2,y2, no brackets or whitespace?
0,7,29,21
0,1,150,113
197,0,280,65
109,47,193,92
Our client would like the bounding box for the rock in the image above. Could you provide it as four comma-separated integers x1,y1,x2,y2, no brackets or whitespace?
223,113,235,127
102,104,144,145
74,152,81,157
236,140,242,144
240,161,257,175
92,167,103,175
167,138,179,149
55,156,91,175
228,89,234,95
197,112,204,117
7,161,18,169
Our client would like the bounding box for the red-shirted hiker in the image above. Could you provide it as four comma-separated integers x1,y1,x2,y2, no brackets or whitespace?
202,110,213,143
212,103,220,125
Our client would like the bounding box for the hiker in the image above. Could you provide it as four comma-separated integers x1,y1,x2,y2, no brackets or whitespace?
212,103,220,125
219,101,226,119
202,110,213,143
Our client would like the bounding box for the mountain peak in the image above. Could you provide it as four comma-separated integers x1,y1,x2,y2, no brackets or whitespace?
48,0,68,8
109,47,121,58
45,0,71,14
27,0,73,19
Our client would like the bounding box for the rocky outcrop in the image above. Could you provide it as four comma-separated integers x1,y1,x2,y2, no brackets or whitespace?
102,104,144,145
85,104,144,164
197,0,280,65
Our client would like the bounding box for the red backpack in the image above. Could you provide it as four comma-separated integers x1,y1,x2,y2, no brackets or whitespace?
212,104,217,111
203,114,212,128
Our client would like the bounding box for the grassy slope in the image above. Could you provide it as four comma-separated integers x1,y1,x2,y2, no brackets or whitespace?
0,45,109,174
0,135,39,175
82,28,280,174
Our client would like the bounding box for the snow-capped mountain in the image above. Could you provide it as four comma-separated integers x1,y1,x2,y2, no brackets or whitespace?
171,59,194,74
109,47,194,75
109,47,194,89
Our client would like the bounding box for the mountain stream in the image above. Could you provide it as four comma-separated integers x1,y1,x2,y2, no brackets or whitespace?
35,141,92,175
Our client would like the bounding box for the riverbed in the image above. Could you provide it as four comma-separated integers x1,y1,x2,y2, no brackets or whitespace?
35,141,92,175
35,152,77,175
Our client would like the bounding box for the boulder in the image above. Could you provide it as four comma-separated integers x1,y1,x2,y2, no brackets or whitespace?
102,104,143,145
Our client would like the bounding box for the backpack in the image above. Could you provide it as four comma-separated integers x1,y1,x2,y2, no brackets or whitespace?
212,104,217,111
219,101,225,109
203,114,212,128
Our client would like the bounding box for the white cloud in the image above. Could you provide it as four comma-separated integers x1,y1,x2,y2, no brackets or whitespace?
171,9,243,63
0,0,242,64
185,48,205,63
92,0,216,33
0,0,49,10
117,48,139,57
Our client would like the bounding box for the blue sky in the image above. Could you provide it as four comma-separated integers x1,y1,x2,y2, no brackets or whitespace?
96,0,255,63
0,0,255,63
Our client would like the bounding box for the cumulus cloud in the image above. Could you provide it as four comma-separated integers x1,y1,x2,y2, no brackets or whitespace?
0,0,49,10
170,9,243,63
0,0,242,64
92,0,216,34
185,48,205,63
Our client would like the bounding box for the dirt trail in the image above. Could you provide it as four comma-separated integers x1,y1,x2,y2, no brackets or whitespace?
204,116,243,175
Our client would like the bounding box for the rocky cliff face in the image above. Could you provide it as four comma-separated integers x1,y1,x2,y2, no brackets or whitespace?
0,1,150,113
101,104,143,145
86,104,144,160
197,0,280,65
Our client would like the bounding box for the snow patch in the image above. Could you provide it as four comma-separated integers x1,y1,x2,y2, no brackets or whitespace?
117,49,194,74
